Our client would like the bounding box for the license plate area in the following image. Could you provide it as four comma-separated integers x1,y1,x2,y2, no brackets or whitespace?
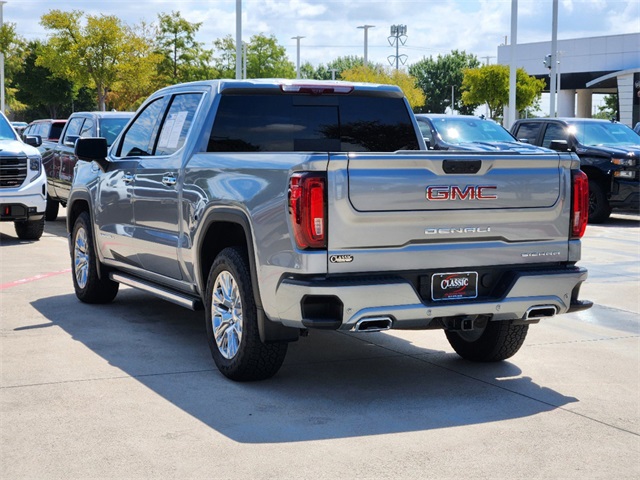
431,271,478,301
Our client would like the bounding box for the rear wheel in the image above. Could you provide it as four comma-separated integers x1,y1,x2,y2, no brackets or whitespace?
45,195,59,221
445,320,528,362
14,217,45,240
205,246,287,381
71,211,119,303
588,179,611,224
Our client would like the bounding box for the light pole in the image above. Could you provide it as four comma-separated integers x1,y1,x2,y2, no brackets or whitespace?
329,68,338,81
235,0,242,80
291,36,304,79
357,25,375,68
0,1,7,115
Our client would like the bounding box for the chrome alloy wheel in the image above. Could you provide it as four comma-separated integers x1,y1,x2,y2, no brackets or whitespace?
74,226,90,289
211,271,243,359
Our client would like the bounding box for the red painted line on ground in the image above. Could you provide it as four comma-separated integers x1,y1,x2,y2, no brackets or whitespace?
0,268,72,290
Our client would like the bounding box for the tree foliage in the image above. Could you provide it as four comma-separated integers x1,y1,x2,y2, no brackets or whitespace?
0,23,28,115
409,50,480,114
300,55,381,80
340,66,425,110
213,34,295,79
38,10,159,111
156,11,215,84
13,41,76,118
461,65,545,120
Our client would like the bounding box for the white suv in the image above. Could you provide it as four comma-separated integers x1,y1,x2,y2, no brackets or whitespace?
0,112,47,240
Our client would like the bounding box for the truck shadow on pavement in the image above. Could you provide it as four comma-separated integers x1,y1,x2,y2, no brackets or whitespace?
30,289,578,444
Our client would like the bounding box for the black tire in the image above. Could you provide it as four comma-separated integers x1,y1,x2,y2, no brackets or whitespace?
445,320,528,362
14,217,45,240
588,179,611,224
205,246,287,381
45,195,59,221
71,211,119,304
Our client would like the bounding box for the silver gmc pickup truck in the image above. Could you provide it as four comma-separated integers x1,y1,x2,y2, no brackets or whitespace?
68,79,592,381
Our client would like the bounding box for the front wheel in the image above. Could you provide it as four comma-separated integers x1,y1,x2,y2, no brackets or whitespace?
14,217,45,240
45,195,59,221
71,211,119,304
588,179,611,224
205,246,287,381
445,320,528,362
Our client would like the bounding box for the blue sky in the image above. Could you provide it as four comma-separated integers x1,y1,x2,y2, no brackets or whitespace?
6,0,639,68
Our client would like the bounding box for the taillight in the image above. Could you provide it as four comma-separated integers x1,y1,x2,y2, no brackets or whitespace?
571,170,589,239
288,173,327,249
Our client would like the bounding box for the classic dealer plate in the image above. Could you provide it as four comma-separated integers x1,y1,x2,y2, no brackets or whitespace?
431,271,478,301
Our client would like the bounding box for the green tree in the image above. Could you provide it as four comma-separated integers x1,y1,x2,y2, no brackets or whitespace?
409,50,481,114
13,41,76,118
461,65,545,120
0,22,28,115
38,10,159,111
340,65,425,110
594,94,618,119
213,34,295,79
301,56,378,80
156,11,215,84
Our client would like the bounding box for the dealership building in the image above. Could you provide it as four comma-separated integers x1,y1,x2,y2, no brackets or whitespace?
498,32,640,127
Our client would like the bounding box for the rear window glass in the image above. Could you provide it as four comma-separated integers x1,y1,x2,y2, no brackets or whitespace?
208,94,419,152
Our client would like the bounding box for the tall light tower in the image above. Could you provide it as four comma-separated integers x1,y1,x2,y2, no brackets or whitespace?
357,25,375,68
235,0,242,80
292,36,304,79
387,24,408,70
0,1,7,114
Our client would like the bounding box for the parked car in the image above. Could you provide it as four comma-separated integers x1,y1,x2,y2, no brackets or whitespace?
634,122,640,135
10,121,28,135
42,111,134,221
415,114,551,153
511,118,640,223
0,112,47,240
22,119,67,154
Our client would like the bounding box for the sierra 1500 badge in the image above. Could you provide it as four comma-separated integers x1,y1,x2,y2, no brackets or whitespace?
426,185,497,201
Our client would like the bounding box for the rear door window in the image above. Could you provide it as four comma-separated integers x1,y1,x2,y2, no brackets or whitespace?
155,93,203,156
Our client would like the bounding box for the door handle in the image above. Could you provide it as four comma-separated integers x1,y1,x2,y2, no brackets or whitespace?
162,174,177,187
122,172,134,184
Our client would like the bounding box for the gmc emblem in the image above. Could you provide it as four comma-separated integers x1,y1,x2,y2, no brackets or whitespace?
425,185,498,201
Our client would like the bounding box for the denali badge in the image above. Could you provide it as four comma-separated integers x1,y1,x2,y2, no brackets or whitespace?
426,185,497,201
330,254,354,263
425,226,491,235
521,251,561,258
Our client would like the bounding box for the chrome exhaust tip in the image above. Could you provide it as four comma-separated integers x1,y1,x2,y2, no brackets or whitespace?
354,316,393,332
525,305,557,320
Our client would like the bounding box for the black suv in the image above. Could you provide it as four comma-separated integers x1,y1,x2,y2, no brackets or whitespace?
511,118,640,223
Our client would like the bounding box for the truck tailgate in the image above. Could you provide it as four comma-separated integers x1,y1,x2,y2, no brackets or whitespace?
327,152,573,274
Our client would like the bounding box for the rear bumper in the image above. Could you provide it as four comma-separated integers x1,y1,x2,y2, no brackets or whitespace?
274,266,590,330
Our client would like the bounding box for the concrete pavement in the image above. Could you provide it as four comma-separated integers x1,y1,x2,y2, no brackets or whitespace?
1,210,638,479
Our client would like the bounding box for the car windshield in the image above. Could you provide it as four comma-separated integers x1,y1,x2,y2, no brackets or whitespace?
432,117,515,144
0,116,18,140
569,121,640,146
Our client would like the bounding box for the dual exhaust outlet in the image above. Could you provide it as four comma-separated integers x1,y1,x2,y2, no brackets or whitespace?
352,305,557,333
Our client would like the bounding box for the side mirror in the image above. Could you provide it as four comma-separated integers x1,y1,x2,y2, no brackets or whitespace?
23,135,42,148
75,137,109,169
548,139,573,152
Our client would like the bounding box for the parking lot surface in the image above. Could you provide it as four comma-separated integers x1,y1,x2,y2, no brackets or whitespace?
1,210,639,479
